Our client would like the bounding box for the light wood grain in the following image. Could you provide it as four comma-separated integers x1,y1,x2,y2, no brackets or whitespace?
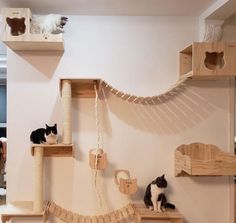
31,144,73,157
114,169,138,195
89,149,107,170
179,42,236,79
1,8,64,51
1,201,45,223
175,142,236,176
60,78,101,98
134,205,183,223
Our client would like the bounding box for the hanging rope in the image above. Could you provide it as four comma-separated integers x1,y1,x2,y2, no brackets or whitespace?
93,81,103,208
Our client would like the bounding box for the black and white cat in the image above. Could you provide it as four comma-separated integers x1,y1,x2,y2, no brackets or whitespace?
30,124,58,144
144,174,175,212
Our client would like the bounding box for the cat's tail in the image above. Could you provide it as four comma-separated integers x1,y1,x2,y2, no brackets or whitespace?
164,203,175,209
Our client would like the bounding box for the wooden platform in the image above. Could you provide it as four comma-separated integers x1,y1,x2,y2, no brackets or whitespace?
134,206,183,223
179,42,236,79
175,143,236,176
31,144,73,157
60,78,101,98
1,201,45,223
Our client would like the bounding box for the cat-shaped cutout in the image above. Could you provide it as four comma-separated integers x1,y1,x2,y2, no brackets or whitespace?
144,174,175,212
6,17,26,36
204,51,225,70
30,124,58,144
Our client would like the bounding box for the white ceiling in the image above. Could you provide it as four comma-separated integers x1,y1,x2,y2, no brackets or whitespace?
0,0,217,16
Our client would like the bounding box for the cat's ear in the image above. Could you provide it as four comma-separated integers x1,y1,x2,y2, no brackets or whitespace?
46,124,49,128
54,123,57,127
161,174,165,178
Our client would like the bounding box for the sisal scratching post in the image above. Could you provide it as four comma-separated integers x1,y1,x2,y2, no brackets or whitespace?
62,80,72,144
34,146,44,213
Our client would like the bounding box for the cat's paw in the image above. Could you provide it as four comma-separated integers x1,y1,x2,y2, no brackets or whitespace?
148,206,154,211
161,207,166,212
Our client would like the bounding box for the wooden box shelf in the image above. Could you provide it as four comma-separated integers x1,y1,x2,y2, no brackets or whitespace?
134,205,183,223
60,78,101,98
179,42,236,79
31,144,73,157
1,8,64,51
175,143,236,176
1,201,45,223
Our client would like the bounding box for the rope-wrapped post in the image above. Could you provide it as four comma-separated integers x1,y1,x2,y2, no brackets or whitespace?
61,79,72,144
34,146,44,213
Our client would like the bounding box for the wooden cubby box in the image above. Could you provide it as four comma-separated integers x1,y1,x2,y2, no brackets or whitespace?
1,8,64,51
60,78,101,98
31,144,73,157
175,143,236,176
179,42,236,79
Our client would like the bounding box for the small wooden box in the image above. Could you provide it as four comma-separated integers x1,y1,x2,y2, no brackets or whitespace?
179,42,236,79
89,149,107,170
1,8,31,41
1,8,64,51
175,143,236,176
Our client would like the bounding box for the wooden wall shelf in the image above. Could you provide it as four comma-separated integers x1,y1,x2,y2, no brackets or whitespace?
2,35,64,51
31,144,73,157
1,201,45,223
175,143,236,176
134,205,183,223
60,78,101,98
1,8,64,51
179,42,236,79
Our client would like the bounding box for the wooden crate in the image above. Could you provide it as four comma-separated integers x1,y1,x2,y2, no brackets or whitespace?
1,8,31,40
179,42,236,79
1,8,64,51
175,143,236,176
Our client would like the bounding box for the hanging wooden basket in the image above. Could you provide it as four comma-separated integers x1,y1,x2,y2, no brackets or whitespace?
89,149,107,170
115,169,138,195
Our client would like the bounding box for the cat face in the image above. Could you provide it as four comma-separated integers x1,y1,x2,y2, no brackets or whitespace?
6,17,26,36
45,124,57,136
60,16,68,28
153,174,167,188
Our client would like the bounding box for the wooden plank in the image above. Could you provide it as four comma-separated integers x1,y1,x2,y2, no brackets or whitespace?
31,144,73,157
3,39,64,51
179,45,192,76
135,206,183,221
1,201,45,223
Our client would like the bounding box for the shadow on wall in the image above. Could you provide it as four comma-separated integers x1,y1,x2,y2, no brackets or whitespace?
98,79,230,135
16,50,64,78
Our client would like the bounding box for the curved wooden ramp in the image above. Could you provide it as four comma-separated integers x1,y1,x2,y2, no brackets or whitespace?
44,201,135,223
60,74,190,106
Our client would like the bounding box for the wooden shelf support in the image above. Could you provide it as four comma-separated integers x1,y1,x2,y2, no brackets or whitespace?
60,78,101,98
1,201,45,223
31,144,73,157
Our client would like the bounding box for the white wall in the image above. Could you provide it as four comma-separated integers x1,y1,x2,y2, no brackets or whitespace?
6,16,233,223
